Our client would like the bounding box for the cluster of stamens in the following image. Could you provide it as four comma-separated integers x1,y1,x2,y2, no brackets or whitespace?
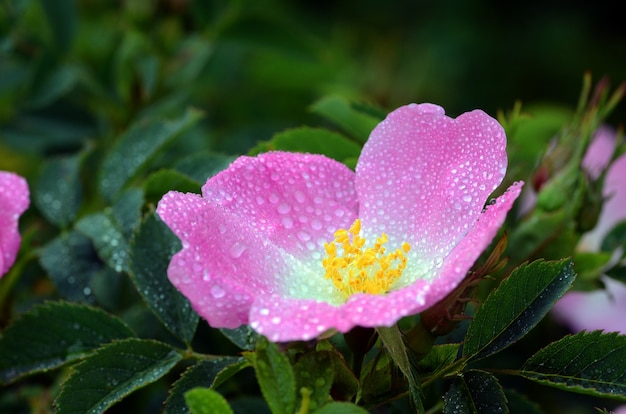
322,219,410,299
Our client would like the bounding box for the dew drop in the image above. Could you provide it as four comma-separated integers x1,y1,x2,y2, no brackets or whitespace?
462,194,472,202
271,316,281,324
297,231,311,241
229,242,247,258
278,203,291,214
282,217,294,229
294,190,306,203
210,285,226,298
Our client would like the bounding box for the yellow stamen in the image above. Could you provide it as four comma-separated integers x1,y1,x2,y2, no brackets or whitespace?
322,219,411,299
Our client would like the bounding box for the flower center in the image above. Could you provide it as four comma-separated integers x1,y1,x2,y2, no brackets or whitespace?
322,219,411,299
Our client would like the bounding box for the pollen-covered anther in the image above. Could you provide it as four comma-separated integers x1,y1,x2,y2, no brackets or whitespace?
322,219,411,298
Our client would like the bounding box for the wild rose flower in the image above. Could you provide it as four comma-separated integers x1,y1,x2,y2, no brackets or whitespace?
157,103,523,342
0,171,29,277
552,126,626,334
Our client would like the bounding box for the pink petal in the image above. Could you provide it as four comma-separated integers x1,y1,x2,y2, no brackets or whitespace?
552,277,626,334
582,125,616,180
0,171,29,277
201,152,358,260
157,152,359,328
356,104,508,284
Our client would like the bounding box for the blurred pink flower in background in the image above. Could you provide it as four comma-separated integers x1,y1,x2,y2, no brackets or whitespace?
552,126,626,334
0,171,30,277
157,103,522,341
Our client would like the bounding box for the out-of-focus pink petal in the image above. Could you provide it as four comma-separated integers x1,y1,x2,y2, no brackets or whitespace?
356,104,508,286
0,171,29,277
582,125,616,180
552,277,626,334
201,152,358,261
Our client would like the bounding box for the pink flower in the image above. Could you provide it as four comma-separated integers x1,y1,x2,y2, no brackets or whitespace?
552,126,626,334
0,171,29,277
157,103,523,342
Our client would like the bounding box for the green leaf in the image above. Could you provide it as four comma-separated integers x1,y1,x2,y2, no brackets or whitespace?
309,95,381,143
443,370,508,414
316,341,359,401
39,0,77,51
294,351,334,412
0,302,134,384
572,251,612,290
185,388,233,414
601,220,626,252
521,331,626,400
504,389,545,414
110,187,144,238
252,337,296,414
315,402,369,414
377,325,423,411
165,357,248,414
463,259,576,361
129,212,198,344
39,230,103,303
76,212,130,273
55,338,182,414
33,154,82,227
98,108,202,201
173,152,235,183
248,127,361,164
417,343,460,374
143,169,201,204
220,325,259,351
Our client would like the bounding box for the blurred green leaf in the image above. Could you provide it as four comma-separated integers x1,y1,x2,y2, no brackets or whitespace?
185,388,233,414
464,259,576,361
128,212,198,344
39,0,77,52
33,154,82,227
165,357,248,414
294,351,334,412
249,126,361,164
443,370,508,414
601,220,626,253
143,169,201,205
39,230,103,303
572,251,613,290
309,95,381,143
0,302,134,384
315,402,369,414
76,211,130,273
174,152,236,183
26,65,79,109
111,187,145,238
250,336,296,414
55,338,182,414
521,331,626,401
98,108,203,202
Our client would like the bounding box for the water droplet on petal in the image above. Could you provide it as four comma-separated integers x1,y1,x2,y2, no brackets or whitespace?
463,194,472,202
229,242,247,258
278,203,291,214
297,231,311,241
210,285,225,298
294,191,306,203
